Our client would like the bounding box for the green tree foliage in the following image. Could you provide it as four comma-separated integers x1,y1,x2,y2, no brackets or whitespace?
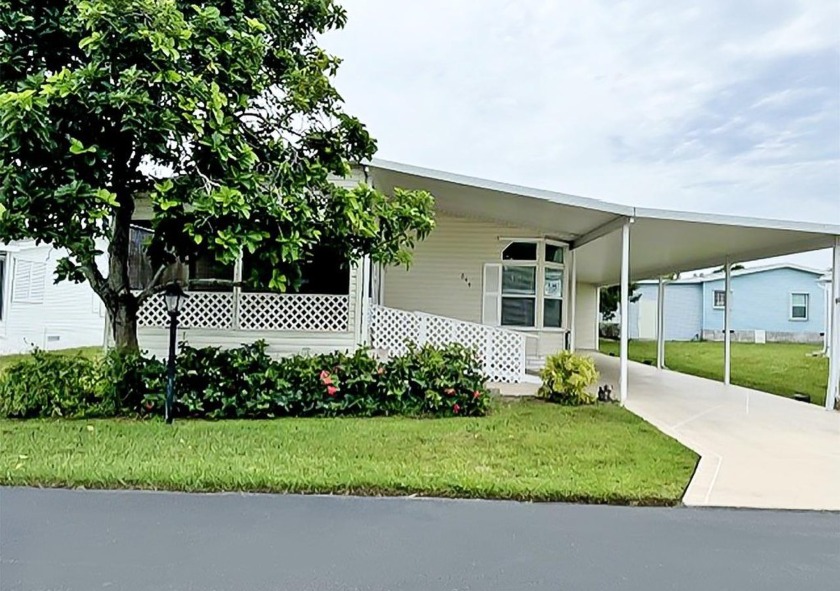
0,0,434,349
599,284,641,321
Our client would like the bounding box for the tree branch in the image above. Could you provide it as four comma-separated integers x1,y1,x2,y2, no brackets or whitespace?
79,261,111,303
135,263,170,304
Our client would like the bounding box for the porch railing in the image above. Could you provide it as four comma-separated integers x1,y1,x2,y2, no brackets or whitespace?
136,291,350,332
369,305,528,383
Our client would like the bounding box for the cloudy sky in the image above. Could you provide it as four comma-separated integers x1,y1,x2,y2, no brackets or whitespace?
323,0,839,269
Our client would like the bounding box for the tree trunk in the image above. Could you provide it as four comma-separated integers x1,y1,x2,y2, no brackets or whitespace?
110,294,139,351
107,186,138,350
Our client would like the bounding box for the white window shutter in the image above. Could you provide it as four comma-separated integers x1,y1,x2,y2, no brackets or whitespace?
28,262,46,303
12,259,46,303
13,260,31,302
482,263,502,326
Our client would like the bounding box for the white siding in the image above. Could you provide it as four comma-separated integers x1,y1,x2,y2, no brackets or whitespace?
574,282,598,350
383,214,541,322
382,212,571,361
0,244,106,354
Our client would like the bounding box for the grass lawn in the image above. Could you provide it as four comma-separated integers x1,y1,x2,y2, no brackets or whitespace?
599,339,828,407
0,401,698,506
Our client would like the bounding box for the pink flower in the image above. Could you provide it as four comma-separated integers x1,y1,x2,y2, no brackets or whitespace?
320,370,333,386
326,385,338,397
444,388,456,396
473,391,481,400
453,403,461,414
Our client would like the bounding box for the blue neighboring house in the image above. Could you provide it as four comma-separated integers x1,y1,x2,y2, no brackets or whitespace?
628,264,828,343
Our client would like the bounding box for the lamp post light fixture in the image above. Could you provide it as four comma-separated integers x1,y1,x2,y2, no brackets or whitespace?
162,283,187,424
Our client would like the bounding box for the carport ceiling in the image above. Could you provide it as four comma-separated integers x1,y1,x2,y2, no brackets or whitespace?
368,159,840,286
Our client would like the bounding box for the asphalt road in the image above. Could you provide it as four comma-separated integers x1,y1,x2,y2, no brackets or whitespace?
1,488,838,591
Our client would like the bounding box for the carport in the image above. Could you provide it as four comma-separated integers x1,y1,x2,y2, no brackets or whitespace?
570,209,840,410
369,159,840,409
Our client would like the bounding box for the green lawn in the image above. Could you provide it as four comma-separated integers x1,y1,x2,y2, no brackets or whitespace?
0,401,698,505
599,339,828,407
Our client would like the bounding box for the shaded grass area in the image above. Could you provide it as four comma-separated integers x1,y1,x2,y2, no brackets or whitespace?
0,347,100,372
599,339,827,406
0,401,698,505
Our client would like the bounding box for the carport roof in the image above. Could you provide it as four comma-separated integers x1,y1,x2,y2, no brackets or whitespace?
368,159,840,285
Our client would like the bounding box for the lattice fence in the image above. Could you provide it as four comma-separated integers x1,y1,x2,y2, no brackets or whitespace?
137,292,234,329
137,292,349,332
370,305,526,383
238,294,349,332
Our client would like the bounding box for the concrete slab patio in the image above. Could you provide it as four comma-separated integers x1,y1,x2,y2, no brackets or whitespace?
590,351,840,510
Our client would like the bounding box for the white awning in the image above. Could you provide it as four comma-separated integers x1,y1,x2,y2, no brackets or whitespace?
369,159,839,285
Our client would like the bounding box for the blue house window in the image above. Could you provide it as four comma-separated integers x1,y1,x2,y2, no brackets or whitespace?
790,293,809,320
713,290,726,309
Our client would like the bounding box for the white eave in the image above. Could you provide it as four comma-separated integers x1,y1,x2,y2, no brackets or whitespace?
367,159,840,286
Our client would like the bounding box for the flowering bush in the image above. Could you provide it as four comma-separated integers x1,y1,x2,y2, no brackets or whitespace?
537,351,599,405
146,341,490,419
384,343,491,416
0,342,492,419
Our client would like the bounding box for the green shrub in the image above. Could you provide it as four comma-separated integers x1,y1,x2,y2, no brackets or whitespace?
0,342,492,419
538,351,599,405
0,349,108,418
101,348,166,415
386,343,490,416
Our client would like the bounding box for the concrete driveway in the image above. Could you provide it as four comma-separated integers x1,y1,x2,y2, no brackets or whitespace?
592,352,840,510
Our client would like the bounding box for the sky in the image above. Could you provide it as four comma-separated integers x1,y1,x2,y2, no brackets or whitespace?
322,0,840,270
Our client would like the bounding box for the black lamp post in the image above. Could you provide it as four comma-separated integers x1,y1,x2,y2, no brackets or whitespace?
163,283,187,424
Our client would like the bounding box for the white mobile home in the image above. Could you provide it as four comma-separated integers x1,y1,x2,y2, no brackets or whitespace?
130,160,840,408
0,241,106,354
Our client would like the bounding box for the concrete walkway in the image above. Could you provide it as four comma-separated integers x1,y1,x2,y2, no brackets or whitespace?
591,352,840,510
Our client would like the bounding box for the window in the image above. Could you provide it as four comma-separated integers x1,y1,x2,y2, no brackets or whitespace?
791,293,809,320
713,290,726,309
543,267,564,328
12,259,46,304
501,265,537,326
483,240,567,329
502,242,537,261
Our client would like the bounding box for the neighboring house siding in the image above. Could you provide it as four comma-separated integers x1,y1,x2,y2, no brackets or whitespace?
0,244,106,354
629,283,703,341
382,212,585,359
702,268,824,338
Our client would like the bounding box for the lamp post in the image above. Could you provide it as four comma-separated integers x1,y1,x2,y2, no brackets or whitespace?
163,283,187,424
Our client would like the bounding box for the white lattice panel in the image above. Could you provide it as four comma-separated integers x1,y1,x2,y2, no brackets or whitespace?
370,305,419,356
238,293,349,332
370,305,526,383
137,291,233,329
